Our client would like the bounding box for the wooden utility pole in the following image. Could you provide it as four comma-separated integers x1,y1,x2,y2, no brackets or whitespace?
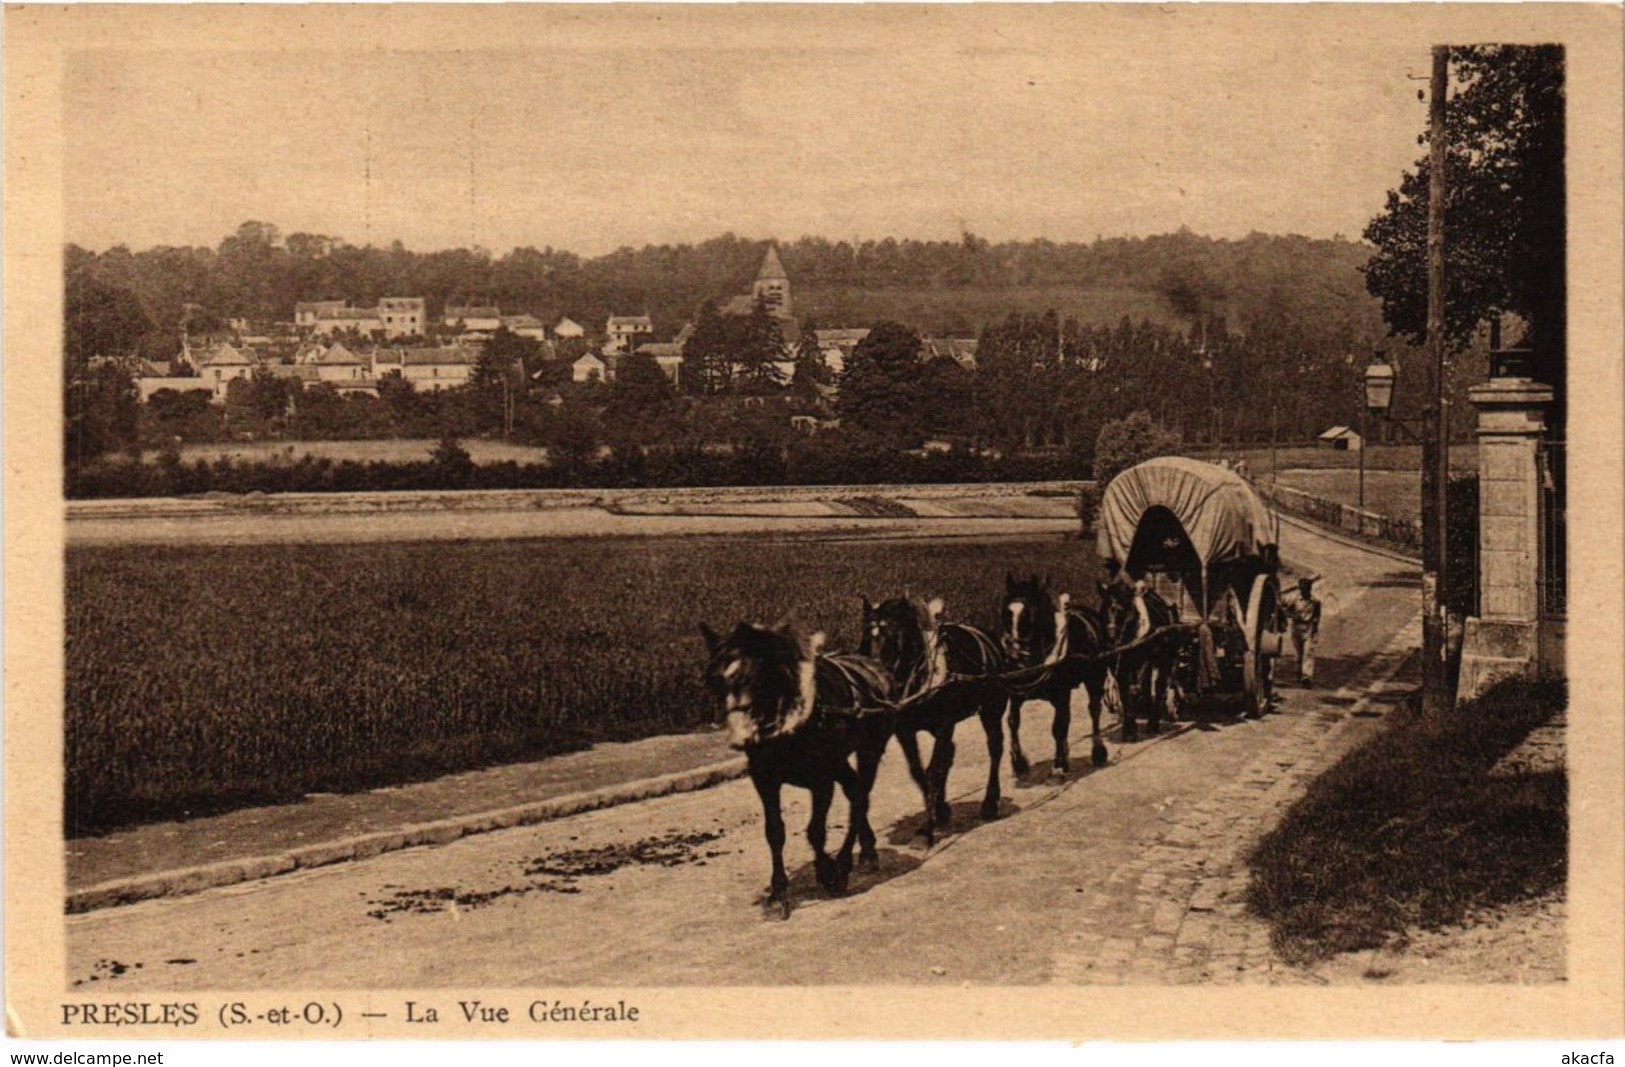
1422,45,1452,714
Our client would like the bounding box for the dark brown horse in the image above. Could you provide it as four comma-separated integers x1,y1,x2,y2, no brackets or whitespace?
700,620,895,918
998,573,1112,773
859,595,1007,846
1097,579,1179,740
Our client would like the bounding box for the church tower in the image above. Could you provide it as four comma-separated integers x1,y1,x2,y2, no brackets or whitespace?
752,245,791,317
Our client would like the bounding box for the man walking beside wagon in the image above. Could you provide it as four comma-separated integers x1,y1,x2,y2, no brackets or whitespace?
1281,575,1323,688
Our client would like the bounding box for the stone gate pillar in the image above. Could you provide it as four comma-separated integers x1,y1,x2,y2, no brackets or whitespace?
1456,373,1555,702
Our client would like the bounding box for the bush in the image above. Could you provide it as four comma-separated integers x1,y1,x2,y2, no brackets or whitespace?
64,428,1091,499
429,435,475,489
1077,411,1182,532
1093,410,1182,486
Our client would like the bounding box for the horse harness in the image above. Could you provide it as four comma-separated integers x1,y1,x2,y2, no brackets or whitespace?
890,622,1005,710
750,652,898,745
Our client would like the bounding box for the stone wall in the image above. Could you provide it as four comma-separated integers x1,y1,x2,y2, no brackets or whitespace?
1254,482,1422,551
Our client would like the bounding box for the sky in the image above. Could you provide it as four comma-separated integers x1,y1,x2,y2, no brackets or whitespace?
61,7,1435,257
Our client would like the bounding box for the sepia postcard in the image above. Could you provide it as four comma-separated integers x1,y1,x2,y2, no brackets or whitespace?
5,2,1623,1046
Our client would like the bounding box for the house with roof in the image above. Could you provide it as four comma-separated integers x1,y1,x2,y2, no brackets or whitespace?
554,317,586,340
373,347,475,393
378,297,426,338
295,298,423,339
814,328,869,378
313,304,384,337
135,368,214,403
192,342,257,400
295,301,348,329
328,376,382,399
502,314,549,341
308,342,370,383
604,315,654,356
919,337,979,371
444,305,503,331
572,352,609,383
263,363,323,388
634,341,685,387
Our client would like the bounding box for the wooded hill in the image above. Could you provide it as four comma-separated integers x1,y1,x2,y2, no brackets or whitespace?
67,225,1385,353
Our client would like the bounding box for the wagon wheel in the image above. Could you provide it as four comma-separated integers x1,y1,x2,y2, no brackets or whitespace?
1242,573,1281,718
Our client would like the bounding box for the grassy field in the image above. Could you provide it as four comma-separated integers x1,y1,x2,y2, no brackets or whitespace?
1246,678,1566,964
1271,470,1422,523
1205,444,1477,523
66,534,1101,835
1223,444,1479,476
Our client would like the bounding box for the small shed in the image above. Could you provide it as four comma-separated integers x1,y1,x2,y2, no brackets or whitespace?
1318,425,1364,452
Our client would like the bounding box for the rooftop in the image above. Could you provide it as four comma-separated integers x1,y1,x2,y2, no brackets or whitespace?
316,306,381,321
196,343,253,366
756,245,788,282
311,342,365,365
395,347,473,367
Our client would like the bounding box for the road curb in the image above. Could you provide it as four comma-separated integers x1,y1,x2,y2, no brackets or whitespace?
67,757,748,915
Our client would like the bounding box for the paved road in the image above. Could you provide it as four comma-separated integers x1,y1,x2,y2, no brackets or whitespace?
66,520,1419,989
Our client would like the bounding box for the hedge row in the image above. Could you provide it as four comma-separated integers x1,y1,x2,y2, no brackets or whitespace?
65,443,1087,499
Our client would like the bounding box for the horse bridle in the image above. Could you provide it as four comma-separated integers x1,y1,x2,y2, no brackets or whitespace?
1004,593,1069,662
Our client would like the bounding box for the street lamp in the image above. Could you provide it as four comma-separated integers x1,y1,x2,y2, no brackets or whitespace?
1361,351,1403,509
1364,354,1397,416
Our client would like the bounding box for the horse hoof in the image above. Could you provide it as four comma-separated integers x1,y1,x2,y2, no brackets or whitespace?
814,855,840,891
1050,765,1069,781
935,804,953,827
859,851,880,871
979,800,1000,822
777,898,793,920
1092,746,1109,768
1011,756,1030,776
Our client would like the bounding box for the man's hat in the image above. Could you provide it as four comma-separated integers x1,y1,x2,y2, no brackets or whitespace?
1298,574,1321,588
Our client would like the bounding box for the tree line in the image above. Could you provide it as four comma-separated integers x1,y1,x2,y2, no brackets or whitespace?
66,225,1382,360
69,36,1565,490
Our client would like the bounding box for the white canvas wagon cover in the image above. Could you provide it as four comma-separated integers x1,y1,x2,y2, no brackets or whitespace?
1095,456,1277,567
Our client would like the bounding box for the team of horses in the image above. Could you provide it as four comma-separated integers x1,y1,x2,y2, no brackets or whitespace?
701,573,1175,918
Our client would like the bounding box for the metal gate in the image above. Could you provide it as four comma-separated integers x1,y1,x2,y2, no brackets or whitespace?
1537,439,1566,618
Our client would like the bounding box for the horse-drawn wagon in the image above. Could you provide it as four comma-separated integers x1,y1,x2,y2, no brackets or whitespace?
1095,457,1287,725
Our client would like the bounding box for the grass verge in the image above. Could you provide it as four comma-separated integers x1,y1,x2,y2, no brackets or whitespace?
1246,677,1567,964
